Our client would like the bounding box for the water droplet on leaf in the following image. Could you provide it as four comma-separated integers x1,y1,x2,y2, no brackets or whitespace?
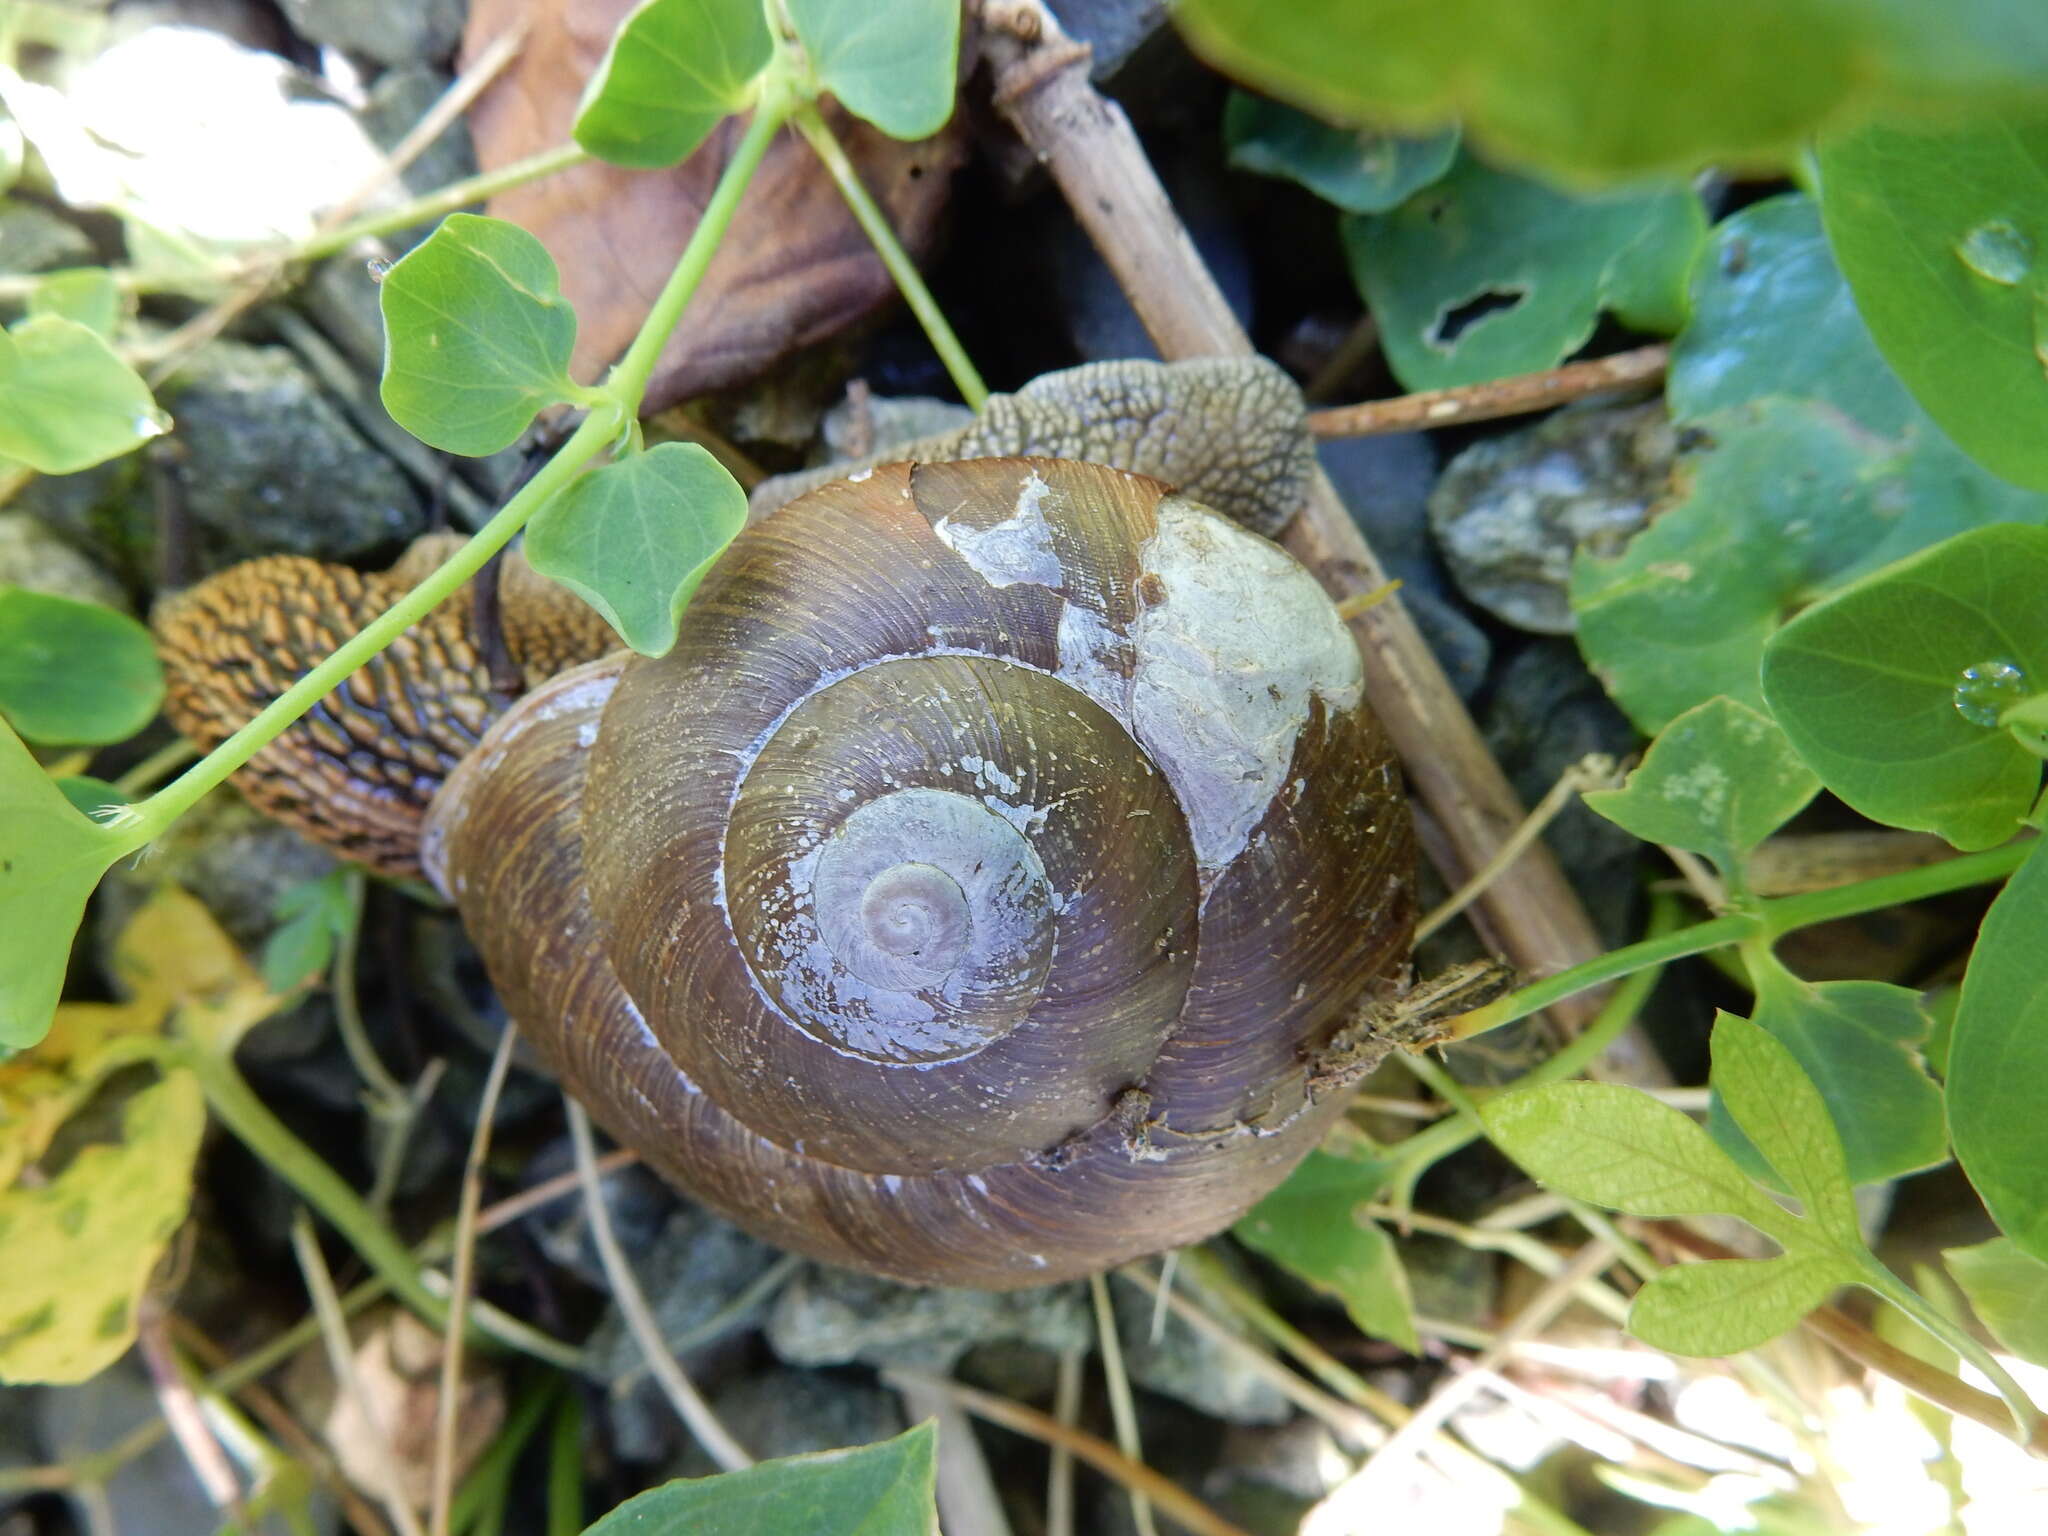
1955,658,2029,728
1956,221,2032,285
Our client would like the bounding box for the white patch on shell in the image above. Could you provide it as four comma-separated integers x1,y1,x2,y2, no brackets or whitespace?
1055,600,1131,721
932,470,1063,588
1126,500,1362,871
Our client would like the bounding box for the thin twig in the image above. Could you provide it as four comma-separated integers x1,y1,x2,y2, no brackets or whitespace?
564,1098,750,1471
882,1371,1254,1536
134,1303,244,1517
290,1213,428,1536
475,1148,640,1235
429,1024,520,1536
1046,1348,1084,1536
1307,345,1671,438
1089,1274,1156,1536
1417,754,1622,942
892,1377,1014,1536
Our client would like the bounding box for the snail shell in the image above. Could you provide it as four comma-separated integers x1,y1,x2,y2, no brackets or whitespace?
420,457,1413,1287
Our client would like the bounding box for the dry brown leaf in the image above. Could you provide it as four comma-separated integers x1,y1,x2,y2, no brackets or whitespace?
462,0,968,413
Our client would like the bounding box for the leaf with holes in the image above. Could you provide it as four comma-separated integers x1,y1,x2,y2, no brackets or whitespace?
1234,1146,1418,1350
1584,696,1817,885
785,0,960,141
1224,92,1457,214
0,314,167,475
0,1070,205,1384
581,1421,937,1535
1818,107,2048,493
1761,523,2048,850
526,443,748,657
0,588,164,746
1344,154,1704,391
1174,0,2048,184
573,0,773,168
0,720,128,1050
1948,844,2048,1263
378,214,582,456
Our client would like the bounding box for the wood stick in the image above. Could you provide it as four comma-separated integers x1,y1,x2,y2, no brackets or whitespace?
982,2,1614,1038
1308,345,1670,438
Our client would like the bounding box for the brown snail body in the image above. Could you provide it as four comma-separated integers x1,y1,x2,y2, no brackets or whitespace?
155,365,1416,1288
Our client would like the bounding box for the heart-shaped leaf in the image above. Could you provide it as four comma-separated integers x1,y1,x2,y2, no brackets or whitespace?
0,314,167,474
0,588,164,746
785,0,960,141
573,0,774,168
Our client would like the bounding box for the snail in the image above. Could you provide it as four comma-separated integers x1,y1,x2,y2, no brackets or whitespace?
153,360,1417,1288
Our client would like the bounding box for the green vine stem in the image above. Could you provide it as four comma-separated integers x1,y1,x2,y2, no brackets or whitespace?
789,99,990,411
1855,1254,2043,1441
114,95,792,865
1449,839,2034,1041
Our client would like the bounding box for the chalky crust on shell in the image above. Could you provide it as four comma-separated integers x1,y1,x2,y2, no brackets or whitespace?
427,458,1414,1287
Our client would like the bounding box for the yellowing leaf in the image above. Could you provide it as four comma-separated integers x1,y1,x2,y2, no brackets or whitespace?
111,884,281,1054
0,997,164,1188
0,1069,205,1383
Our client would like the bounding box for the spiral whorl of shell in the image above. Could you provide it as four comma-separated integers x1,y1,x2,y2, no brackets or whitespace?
422,458,1414,1286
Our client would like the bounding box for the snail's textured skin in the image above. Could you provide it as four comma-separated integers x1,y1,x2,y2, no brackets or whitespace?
152,539,615,877
750,357,1315,535
423,459,1414,1287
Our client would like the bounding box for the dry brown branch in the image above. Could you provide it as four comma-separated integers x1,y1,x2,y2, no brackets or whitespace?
982,0,1625,1050
1307,345,1671,438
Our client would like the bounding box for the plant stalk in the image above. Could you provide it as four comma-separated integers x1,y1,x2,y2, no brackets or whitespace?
789,100,988,410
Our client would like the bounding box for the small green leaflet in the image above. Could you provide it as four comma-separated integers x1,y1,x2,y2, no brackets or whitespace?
526,443,749,658
26,268,122,340
1233,1146,1419,1350
574,0,773,168
0,314,167,475
1584,696,1817,888
580,1421,936,1535
1483,1014,1876,1356
1945,1237,2048,1367
0,721,130,1050
785,0,960,142
1819,108,2048,493
1344,154,1704,392
1223,92,1457,214
378,214,582,457
1948,843,2048,1265
0,588,165,746
1761,523,2048,851
260,870,357,995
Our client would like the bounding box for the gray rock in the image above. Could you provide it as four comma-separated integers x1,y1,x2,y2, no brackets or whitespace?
1046,0,1171,80
1054,170,1252,361
586,1202,784,1385
670,1368,905,1478
1428,400,1675,633
1318,432,1440,597
276,0,465,67
298,251,389,375
9,456,151,591
821,393,976,463
521,1145,680,1293
1111,1273,1291,1425
159,339,425,571
362,66,477,211
0,202,94,273
1400,584,1491,703
1480,639,1642,947
0,511,128,609
768,1266,1090,1373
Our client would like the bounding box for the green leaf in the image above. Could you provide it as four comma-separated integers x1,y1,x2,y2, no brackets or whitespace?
1223,92,1457,214
1480,1081,1777,1227
378,214,582,457
0,1070,206,1383
1710,976,1947,1189
573,0,773,168
786,0,960,141
1818,108,2048,493
26,268,121,340
260,870,356,995
1945,1237,2048,1366
1760,523,2048,850
1233,1147,1418,1351
1344,155,1704,391
525,443,748,658
1174,0,2048,185
0,720,127,1050
1629,1252,1854,1357
1584,696,1818,883
581,1421,937,1536
1948,843,2048,1262
0,588,165,746
0,314,168,475
1707,1012,1860,1245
